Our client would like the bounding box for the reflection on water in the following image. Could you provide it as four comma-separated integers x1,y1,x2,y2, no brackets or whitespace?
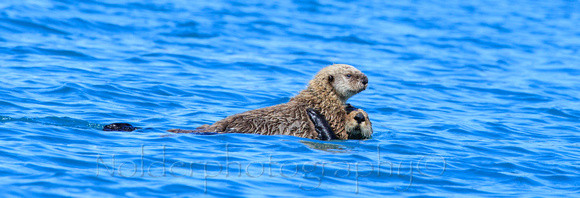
300,140,352,153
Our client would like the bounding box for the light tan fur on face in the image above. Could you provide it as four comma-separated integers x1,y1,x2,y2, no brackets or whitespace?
345,108,373,140
311,64,368,103
187,64,368,140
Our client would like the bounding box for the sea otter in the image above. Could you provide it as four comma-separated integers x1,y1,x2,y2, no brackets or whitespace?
344,104,373,139
304,103,373,140
199,64,368,139
105,64,369,139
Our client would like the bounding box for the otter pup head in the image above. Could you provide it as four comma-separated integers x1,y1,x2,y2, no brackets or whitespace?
312,64,368,103
345,105,373,139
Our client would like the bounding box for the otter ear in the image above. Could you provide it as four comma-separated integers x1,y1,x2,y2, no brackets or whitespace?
328,75,334,82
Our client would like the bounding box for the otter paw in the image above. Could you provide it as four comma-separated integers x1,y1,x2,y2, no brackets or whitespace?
306,108,337,140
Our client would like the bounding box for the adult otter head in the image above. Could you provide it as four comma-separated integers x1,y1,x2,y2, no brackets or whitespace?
345,105,373,139
311,64,368,103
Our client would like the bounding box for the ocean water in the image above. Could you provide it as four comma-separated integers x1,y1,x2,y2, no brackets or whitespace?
1,0,579,197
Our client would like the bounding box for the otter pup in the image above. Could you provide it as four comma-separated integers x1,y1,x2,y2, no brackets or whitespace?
202,64,368,139
306,104,373,140
344,104,373,140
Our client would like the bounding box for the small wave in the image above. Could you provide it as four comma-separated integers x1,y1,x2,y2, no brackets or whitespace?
0,115,103,130
0,18,69,35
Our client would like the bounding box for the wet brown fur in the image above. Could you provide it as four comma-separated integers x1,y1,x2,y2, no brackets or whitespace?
168,107,373,140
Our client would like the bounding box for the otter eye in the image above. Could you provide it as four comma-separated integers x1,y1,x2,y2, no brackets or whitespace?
346,74,352,79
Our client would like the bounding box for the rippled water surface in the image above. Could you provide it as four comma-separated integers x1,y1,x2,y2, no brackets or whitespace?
1,0,579,197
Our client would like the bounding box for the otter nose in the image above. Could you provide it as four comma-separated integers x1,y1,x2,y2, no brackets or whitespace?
354,113,365,124
361,76,368,85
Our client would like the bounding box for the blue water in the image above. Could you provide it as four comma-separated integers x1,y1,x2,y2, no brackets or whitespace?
1,0,579,197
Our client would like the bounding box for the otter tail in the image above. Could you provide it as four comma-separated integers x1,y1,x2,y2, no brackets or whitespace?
102,123,219,135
